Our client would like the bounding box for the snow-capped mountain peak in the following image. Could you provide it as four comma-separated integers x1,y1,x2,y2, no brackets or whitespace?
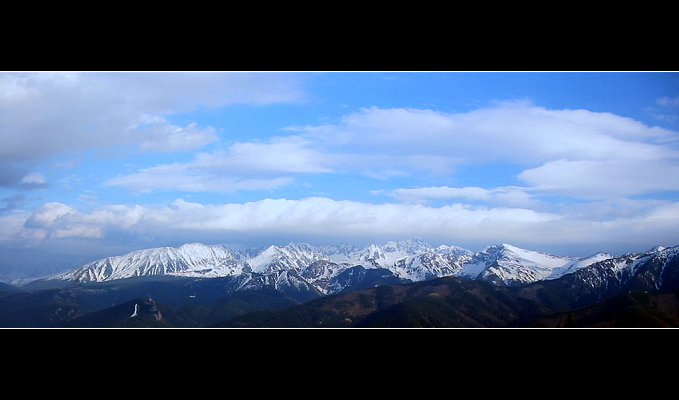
456,243,616,286
50,243,243,283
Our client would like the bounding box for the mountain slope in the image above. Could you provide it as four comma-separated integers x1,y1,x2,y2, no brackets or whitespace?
50,243,245,283
522,245,679,309
458,243,608,285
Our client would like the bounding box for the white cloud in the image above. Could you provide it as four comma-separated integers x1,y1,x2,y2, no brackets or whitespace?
646,201,679,219
519,157,679,199
15,172,49,190
293,102,679,200
106,137,331,193
3,195,679,277
20,172,46,185
104,101,679,199
650,96,679,123
191,137,333,175
8,197,563,247
106,164,295,194
0,72,305,185
296,103,676,161
383,185,541,208
136,120,219,152
6,196,679,251
23,202,77,229
657,96,679,107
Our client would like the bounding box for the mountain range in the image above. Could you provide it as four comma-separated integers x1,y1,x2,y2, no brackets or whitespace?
30,239,620,291
3,238,679,328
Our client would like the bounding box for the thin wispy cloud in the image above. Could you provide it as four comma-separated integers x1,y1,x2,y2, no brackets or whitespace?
380,186,541,209
106,136,332,193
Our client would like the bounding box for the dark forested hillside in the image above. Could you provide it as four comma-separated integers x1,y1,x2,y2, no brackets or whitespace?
0,277,303,328
526,291,679,328
211,277,560,328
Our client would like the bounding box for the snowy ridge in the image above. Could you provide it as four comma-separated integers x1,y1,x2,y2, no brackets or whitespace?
459,243,597,286
41,238,679,293
52,243,244,283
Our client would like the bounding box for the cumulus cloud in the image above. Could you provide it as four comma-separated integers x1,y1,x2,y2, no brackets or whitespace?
296,103,675,160
0,70,313,202
0,72,304,187
292,102,679,200
101,101,679,200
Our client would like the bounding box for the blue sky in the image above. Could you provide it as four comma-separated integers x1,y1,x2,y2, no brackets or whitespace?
2,71,679,279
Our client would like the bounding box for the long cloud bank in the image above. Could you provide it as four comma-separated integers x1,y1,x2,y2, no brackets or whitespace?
8,197,559,242
3,196,679,265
